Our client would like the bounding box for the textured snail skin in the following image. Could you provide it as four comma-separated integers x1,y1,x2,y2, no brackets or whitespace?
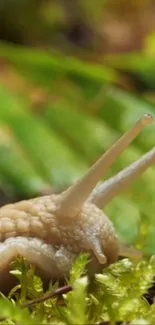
0,194,119,292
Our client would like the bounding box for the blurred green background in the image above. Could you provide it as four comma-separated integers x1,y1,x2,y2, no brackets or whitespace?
0,0,155,255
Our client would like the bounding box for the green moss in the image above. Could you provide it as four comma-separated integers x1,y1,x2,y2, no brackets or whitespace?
0,255,155,324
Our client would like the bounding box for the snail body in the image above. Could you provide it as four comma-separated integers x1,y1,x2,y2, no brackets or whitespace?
0,114,154,292
0,194,119,281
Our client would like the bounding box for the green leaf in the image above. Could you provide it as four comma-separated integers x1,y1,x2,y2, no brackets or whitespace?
0,299,38,325
62,277,89,325
0,85,87,189
68,254,89,285
0,125,49,197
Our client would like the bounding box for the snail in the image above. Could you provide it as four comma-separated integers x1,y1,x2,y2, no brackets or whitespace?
0,114,154,293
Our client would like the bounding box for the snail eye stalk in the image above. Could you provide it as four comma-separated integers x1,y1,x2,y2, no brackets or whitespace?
56,114,153,218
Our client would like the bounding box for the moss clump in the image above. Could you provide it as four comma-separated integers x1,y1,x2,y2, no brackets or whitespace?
0,254,155,324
